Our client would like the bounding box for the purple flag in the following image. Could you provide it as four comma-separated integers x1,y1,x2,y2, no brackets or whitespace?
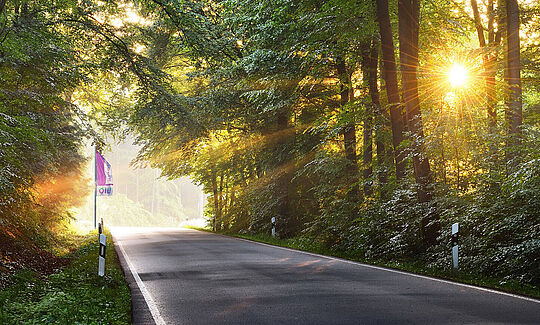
96,151,113,186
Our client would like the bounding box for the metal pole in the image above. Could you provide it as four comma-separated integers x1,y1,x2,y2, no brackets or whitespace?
94,147,97,229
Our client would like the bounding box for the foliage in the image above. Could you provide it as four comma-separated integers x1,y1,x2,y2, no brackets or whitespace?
2,0,539,300
0,0,163,243
103,0,540,289
0,229,131,324
0,0,100,244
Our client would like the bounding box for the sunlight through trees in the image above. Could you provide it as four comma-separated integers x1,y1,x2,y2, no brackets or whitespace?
1,0,539,289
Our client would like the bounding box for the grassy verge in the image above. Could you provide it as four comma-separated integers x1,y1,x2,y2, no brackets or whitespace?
0,228,131,324
191,227,540,300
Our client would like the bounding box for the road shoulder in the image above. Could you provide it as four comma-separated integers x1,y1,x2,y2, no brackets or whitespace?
113,236,157,325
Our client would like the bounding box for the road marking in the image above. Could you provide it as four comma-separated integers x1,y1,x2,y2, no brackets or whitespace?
115,238,168,325
194,229,540,305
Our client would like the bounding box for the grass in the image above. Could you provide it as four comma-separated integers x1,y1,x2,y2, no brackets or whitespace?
0,228,131,324
191,227,540,300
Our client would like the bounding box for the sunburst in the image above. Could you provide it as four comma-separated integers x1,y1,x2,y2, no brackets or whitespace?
447,63,469,89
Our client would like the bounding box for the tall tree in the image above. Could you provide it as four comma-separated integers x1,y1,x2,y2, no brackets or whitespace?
374,0,406,180
211,169,219,231
375,56,393,199
471,0,500,127
337,56,360,201
505,0,522,136
398,0,438,245
362,39,381,196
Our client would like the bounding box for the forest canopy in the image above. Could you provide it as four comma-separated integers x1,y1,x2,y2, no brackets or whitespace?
1,0,539,288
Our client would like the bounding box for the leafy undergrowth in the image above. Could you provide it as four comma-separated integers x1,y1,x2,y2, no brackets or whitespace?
0,229,131,324
0,226,74,288
192,227,540,300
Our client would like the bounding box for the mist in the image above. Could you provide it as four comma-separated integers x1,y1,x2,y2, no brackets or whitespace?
74,138,206,230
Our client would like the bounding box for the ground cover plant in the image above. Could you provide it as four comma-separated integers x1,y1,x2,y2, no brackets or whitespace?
0,229,131,324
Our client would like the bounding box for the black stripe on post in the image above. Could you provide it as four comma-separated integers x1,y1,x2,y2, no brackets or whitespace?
451,232,459,247
99,243,106,259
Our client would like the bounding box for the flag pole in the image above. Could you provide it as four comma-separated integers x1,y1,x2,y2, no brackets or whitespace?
94,146,97,229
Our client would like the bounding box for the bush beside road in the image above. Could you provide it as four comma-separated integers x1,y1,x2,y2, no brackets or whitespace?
0,229,131,324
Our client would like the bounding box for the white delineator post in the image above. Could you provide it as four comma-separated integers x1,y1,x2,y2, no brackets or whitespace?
98,233,106,277
271,217,276,238
452,223,459,269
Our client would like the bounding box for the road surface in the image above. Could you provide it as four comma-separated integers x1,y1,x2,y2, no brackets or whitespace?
112,227,540,324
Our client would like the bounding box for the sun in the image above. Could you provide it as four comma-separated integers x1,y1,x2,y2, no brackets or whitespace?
447,63,469,88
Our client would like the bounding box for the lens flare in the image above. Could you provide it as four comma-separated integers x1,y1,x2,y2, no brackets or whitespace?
447,63,469,88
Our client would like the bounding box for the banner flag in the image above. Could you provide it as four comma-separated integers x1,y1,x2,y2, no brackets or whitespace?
96,150,113,196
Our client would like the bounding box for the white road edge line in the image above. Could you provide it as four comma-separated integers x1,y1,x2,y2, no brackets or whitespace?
115,238,168,325
190,229,540,304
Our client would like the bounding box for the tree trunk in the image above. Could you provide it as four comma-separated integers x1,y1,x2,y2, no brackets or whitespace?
336,56,360,201
223,179,229,228
229,186,235,214
471,0,486,47
151,179,155,215
486,0,498,127
362,40,382,196
218,173,224,230
211,170,218,231
155,176,160,216
471,0,498,127
377,54,394,199
505,0,522,136
276,109,293,234
374,0,406,181
398,0,439,246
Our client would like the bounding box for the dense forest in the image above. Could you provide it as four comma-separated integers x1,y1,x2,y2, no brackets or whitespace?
1,0,539,289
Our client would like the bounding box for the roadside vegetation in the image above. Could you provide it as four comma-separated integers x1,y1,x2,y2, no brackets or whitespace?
1,4,135,323
1,0,539,316
0,229,131,324
108,0,538,294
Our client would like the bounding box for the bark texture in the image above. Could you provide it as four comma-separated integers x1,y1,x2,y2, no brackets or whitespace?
505,0,522,135
398,0,439,246
375,0,406,181
337,57,360,201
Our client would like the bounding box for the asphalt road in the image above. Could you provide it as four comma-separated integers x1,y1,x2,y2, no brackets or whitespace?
112,227,540,325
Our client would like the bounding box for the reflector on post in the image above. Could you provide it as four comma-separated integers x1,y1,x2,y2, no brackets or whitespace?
452,223,459,269
98,233,106,277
